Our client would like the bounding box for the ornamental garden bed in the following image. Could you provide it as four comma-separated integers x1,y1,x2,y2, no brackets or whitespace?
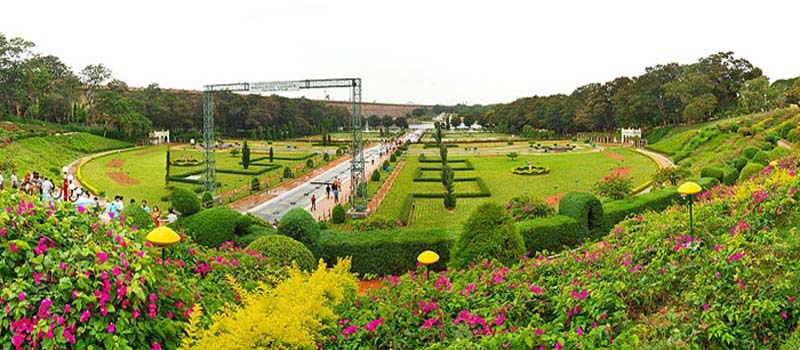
511,164,550,175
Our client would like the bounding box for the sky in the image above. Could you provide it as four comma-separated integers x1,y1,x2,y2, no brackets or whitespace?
3,0,799,105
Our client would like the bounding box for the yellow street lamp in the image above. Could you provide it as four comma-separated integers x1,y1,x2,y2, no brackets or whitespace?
678,181,703,235
146,226,181,259
417,250,440,266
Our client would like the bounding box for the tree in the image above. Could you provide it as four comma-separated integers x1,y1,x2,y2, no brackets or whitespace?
269,146,274,163
381,115,394,128
506,152,518,161
462,115,476,128
439,144,448,163
737,76,772,114
449,202,525,269
80,63,112,125
683,93,718,125
394,116,409,129
242,140,251,169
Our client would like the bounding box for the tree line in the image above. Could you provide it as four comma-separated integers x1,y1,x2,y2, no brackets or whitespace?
0,33,351,140
482,52,800,135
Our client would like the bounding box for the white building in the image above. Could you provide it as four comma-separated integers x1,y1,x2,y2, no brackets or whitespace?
620,128,642,143
149,130,170,144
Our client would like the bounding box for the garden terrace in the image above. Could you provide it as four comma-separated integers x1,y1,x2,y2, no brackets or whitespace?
375,148,658,228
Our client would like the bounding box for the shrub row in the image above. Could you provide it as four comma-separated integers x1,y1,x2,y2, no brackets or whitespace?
249,153,316,161
316,228,457,275
423,143,458,149
217,164,282,176
515,215,583,253
418,154,467,163
419,159,474,171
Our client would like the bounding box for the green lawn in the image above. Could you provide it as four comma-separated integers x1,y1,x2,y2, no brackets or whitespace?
80,145,325,209
375,148,658,228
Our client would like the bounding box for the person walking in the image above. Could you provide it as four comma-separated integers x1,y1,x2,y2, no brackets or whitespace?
333,187,339,203
310,194,317,211
325,184,331,199
10,171,17,190
0,170,4,190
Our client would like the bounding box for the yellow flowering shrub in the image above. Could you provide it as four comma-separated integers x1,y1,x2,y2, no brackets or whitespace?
180,259,357,350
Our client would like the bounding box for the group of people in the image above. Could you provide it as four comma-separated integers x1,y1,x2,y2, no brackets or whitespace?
103,195,177,227
0,170,62,201
325,177,342,203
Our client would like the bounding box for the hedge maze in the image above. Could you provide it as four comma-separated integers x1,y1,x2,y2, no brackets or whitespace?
399,155,491,224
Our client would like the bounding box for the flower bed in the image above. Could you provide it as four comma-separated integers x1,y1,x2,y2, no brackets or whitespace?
510,165,550,175
319,159,800,349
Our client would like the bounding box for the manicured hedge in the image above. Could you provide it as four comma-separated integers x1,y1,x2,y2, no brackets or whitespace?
219,163,282,176
596,177,719,236
247,235,316,271
123,205,154,230
515,215,584,254
558,192,603,233
598,186,680,236
317,228,457,275
419,159,474,171
179,207,253,248
170,187,202,216
278,208,320,248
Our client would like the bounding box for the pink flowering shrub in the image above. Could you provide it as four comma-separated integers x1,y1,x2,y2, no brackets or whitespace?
322,158,800,349
504,194,555,222
0,193,285,350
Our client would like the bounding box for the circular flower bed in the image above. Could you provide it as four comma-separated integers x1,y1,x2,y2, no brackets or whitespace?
511,165,550,175
170,158,203,167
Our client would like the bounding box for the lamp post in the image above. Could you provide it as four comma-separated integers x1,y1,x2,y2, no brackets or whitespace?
62,166,69,202
678,181,702,235
146,226,182,260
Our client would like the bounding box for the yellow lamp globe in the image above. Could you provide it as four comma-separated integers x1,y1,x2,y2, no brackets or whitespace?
417,250,440,266
146,226,181,248
677,181,702,196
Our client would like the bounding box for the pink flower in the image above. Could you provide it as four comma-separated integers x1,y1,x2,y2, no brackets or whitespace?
96,251,108,264
80,310,91,322
421,318,438,329
364,318,384,332
9,243,18,252
18,291,25,301
64,304,71,313
528,283,544,294
535,328,544,336
727,252,745,263
77,206,86,213
703,304,709,311
340,325,357,338
151,343,162,350
789,296,796,303
107,322,115,333
576,327,584,336
554,342,563,350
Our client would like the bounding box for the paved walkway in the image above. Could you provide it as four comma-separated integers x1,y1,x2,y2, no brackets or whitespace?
247,131,423,223
634,148,675,169
778,139,793,150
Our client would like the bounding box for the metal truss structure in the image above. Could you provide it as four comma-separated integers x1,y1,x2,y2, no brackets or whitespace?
202,78,367,213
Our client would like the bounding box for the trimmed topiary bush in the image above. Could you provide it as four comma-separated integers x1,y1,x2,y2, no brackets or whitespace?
787,129,800,143
283,167,292,179
180,207,253,248
390,154,397,162
450,202,525,269
721,166,739,186
742,146,759,159
739,163,765,181
504,194,555,221
751,151,770,166
700,167,724,182
123,205,154,230
246,235,316,271
371,170,381,182
559,192,603,233
278,208,320,249
331,204,347,224
778,122,797,138
233,225,275,248
170,187,201,216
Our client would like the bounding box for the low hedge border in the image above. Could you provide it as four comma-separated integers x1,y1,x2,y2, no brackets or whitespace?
218,164,282,176
398,178,491,224
419,159,474,171
510,166,550,176
515,215,584,254
418,154,467,163
316,228,457,275
423,143,458,149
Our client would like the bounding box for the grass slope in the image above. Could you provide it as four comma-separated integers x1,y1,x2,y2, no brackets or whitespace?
0,132,130,177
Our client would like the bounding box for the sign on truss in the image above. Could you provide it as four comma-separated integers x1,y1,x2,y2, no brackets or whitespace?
249,81,302,92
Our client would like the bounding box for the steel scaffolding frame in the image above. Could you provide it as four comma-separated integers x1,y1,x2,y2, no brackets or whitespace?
201,78,367,213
